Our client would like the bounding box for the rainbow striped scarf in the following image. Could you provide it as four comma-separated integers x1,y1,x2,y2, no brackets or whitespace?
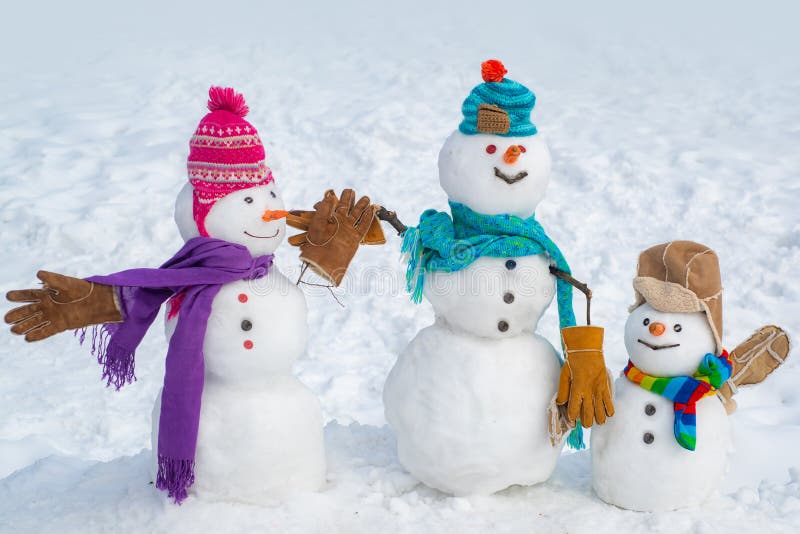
623,350,731,451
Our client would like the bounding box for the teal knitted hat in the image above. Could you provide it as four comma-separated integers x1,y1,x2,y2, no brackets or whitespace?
459,60,537,137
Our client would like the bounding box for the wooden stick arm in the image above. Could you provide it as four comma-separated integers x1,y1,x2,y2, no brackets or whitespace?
376,206,407,235
549,266,592,298
549,266,593,326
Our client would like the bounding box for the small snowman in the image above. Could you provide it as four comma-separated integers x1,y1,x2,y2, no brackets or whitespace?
383,60,612,496
592,240,790,511
5,87,354,504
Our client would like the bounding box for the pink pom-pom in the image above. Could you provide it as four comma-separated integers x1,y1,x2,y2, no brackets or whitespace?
207,86,249,117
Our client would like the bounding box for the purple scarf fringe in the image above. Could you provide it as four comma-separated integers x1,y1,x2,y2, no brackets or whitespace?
77,325,137,390
156,455,196,504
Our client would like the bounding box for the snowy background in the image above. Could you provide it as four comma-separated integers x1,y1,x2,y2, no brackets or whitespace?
1,0,799,532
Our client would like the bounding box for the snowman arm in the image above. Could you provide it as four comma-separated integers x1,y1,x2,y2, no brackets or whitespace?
289,205,387,246
549,266,592,325
376,206,408,236
5,270,122,342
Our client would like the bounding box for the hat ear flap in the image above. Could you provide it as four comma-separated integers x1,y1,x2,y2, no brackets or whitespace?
192,188,212,238
701,294,724,355
477,104,510,134
628,290,646,313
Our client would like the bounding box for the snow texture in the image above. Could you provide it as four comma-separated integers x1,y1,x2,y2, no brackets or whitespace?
1,0,799,532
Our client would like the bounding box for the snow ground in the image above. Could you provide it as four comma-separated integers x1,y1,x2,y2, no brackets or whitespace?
1,1,799,532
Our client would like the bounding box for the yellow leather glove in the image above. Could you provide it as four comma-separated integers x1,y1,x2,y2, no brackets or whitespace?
556,326,615,427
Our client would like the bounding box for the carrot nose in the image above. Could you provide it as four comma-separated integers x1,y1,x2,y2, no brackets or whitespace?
503,145,522,164
649,322,666,336
262,209,288,222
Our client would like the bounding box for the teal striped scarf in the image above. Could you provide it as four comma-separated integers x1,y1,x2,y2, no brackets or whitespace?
401,201,584,449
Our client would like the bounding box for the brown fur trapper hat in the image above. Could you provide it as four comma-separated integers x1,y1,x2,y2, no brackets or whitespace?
630,241,723,355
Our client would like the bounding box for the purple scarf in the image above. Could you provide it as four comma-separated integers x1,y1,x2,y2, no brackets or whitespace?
84,237,272,503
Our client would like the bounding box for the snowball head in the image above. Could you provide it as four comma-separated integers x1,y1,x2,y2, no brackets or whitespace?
174,182,286,256
175,183,200,241
624,302,716,376
438,130,551,217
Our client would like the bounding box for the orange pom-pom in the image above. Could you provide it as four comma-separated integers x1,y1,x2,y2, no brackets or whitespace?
481,59,507,83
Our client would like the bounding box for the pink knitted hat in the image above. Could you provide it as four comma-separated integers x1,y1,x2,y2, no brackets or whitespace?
188,86,274,236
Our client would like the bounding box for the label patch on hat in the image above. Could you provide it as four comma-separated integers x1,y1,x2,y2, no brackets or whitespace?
477,104,511,134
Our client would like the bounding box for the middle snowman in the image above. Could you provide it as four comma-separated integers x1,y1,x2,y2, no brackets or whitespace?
384,60,609,496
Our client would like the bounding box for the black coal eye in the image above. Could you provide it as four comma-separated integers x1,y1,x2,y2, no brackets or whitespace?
643,318,650,326
270,191,276,198
244,196,253,204
674,324,682,332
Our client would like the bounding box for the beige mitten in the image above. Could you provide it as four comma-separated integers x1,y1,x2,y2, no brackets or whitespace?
717,325,791,414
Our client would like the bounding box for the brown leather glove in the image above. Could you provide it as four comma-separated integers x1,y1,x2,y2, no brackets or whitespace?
555,325,615,427
287,189,378,286
5,270,122,342
287,208,386,246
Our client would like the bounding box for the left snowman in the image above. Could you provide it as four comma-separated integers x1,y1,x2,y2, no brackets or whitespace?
4,87,325,504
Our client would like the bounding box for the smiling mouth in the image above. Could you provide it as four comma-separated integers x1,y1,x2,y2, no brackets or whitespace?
244,229,280,239
494,167,528,184
638,338,681,351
